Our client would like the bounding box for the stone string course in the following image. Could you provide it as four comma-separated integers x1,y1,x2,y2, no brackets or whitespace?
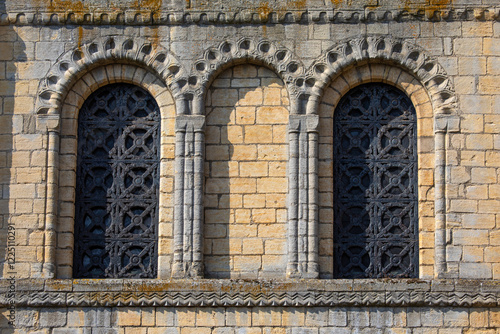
0,7,499,26
1,279,499,308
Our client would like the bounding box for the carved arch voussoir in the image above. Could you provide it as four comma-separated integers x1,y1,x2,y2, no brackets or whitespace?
35,36,187,115
304,36,458,115
190,38,305,99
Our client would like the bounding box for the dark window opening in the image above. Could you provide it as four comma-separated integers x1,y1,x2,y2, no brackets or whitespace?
73,83,160,278
333,83,418,278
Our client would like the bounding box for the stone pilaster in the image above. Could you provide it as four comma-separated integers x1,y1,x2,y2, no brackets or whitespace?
434,114,460,278
36,114,60,278
287,114,319,278
172,114,205,278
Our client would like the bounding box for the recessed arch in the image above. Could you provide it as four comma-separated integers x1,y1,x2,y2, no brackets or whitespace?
317,62,450,279
54,64,176,279
302,36,458,116
190,38,305,106
203,63,290,279
35,36,187,116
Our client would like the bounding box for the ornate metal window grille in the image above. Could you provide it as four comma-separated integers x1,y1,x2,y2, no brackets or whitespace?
73,83,160,278
333,83,418,278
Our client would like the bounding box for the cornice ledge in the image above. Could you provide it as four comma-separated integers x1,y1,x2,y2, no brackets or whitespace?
0,6,498,26
0,279,499,308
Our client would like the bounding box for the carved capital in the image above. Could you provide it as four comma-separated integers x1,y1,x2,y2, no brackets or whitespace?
288,114,319,133
36,114,60,133
175,115,206,133
306,114,319,133
434,115,460,133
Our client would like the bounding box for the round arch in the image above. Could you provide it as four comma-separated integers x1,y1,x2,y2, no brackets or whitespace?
52,63,177,279
35,36,187,115
303,36,458,116
316,58,457,278
189,37,305,111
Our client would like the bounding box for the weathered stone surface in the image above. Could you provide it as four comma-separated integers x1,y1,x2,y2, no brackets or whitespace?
0,0,499,332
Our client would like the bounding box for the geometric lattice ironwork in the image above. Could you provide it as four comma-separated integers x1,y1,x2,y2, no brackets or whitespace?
73,84,160,278
333,83,418,278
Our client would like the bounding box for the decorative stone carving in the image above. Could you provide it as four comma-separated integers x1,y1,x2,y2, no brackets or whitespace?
305,36,457,116
35,36,186,115
192,38,304,101
3,279,499,308
0,7,498,26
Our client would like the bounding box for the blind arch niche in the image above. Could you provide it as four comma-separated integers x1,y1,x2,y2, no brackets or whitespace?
333,83,418,279
73,83,160,278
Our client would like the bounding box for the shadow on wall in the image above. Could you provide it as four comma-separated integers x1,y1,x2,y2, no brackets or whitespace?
0,0,25,330
203,72,234,278
204,64,289,279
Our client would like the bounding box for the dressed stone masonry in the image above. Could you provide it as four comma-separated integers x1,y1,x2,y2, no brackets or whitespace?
1,0,500,331
32,34,462,280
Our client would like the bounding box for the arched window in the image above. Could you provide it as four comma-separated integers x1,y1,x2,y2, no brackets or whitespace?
73,83,160,278
333,83,418,278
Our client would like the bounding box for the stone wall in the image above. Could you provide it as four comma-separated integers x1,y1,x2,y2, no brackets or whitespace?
0,0,499,331
204,64,289,279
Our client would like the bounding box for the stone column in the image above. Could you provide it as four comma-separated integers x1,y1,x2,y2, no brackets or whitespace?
287,114,319,278
37,115,60,278
172,109,205,278
434,114,460,278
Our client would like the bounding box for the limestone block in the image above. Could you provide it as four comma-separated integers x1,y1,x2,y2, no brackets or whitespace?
469,309,489,328
471,167,497,183
484,247,500,262
243,194,266,208
242,238,263,255
487,57,500,75
258,223,285,238
235,107,256,125
240,162,268,177
252,308,282,327
465,185,489,199
238,88,263,106
196,308,225,327
252,209,275,223
463,246,484,262
459,262,492,279
462,214,495,228
453,229,489,245
211,90,239,107
244,125,272,143
257,145,286,160
231,145,257,160
454,38,482,56
478,76,500,95
39,309,67,328
229,224,257,237
461,95,492,114
449,200,477,213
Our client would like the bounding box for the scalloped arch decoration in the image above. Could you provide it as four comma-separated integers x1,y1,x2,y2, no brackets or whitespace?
35,36,186,115
304,36,457,115
192,38,305,99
